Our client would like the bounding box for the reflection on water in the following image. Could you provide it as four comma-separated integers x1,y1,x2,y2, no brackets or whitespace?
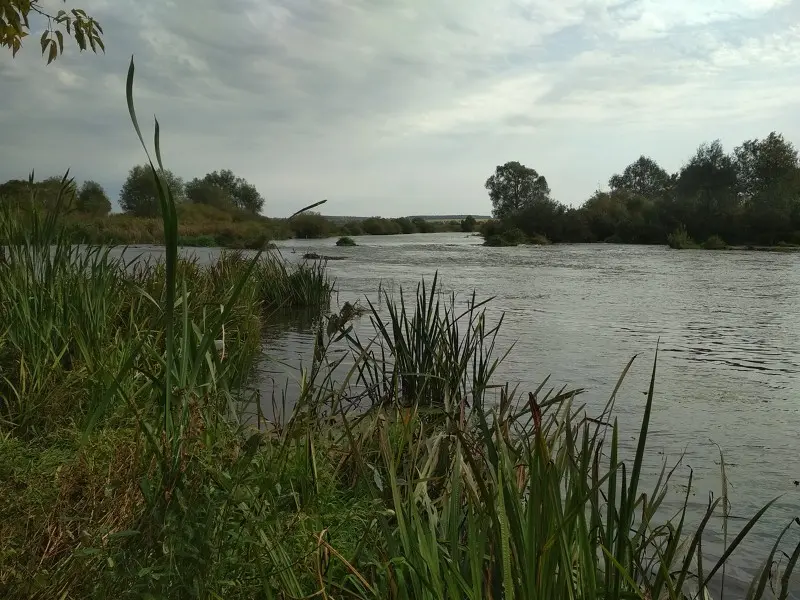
122,234,800,593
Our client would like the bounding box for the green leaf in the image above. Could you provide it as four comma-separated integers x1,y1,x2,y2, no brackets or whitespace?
55,30,63,53
39,29,47,53
47,40,57,64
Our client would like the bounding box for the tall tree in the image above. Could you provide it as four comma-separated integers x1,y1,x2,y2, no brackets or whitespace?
485,161,551,220
185,178,235,211
674,140,740,240
609,156,672,199
734,132,800,203
119,165,185,217
201,170,264,214
1,1,104,63
76,180,111,215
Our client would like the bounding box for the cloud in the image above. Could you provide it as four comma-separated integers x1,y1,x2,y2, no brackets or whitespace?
0,0,799,215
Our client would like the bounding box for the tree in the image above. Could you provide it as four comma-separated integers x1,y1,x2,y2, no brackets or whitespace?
609,156,672,199
76,180,110,215
119,165,185,217
201,170,264,214
185,178,235,211
734,132,800,203
674,141,740,240
37,175,76,211
460,215,476,232
485,161,551,220
1,1,104,63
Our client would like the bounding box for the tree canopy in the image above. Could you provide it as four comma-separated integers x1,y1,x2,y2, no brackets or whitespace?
1,0,104,63
200,170,265,214
484,131,800,247
119,165,185,217
485,162,551,220
76,180,111,216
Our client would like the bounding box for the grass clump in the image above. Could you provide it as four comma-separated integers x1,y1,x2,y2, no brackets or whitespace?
336,235,357,246
667,224,699,249
703,234,728,250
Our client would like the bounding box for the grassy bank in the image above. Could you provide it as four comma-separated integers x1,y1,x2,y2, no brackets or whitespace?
2,60,799,600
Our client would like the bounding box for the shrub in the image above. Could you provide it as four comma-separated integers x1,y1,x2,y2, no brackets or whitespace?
703,234,728,250
667,225,699,249
529,233,551,245
336,236,357,246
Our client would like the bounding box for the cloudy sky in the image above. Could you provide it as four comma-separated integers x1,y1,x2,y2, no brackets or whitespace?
1,0,799,216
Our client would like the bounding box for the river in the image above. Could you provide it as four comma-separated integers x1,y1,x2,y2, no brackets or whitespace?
133,232,800,594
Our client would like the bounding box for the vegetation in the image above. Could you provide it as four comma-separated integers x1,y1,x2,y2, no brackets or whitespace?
336,235,357,246
1,59,800,600
667,225,699,250
0,0,103,62
484,134,800,248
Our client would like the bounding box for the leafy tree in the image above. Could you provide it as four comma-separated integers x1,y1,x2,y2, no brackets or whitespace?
290,212,333,239
609,156,672,199
460,215,476,232
201,170,264,214
76,180,110,215
119,164,185,217
674,141,740,241
185,178,235,211
37,175,76,211
734,132,800,203
0,178,32,208
1,0,104,63
485,161,551,220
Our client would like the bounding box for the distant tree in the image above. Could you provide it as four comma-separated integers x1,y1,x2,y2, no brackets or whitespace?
37,175,77,211
76,180,111,215
609,156,672,199
290,212,333,239
460,215,476,232
201,170,264,214
185,178,235,211
1,1,104,63
734,132,800,203
674,141,740,240
0,178,33,208
485,161,551,220
119,164,185,217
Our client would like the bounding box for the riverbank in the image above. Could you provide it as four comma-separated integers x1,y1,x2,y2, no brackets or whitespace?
29,206,468,249
2,202,800,598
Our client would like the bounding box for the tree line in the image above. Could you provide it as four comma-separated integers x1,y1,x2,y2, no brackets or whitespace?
484,132,800,247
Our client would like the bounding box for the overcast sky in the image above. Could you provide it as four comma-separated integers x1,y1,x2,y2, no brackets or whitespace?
1,0,799,217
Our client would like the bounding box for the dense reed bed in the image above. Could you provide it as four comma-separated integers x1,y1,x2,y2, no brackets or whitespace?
1,60,798,599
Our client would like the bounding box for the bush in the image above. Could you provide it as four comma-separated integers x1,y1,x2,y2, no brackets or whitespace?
703,235,728,250
529,233,551,245
667,225,699,249
336,236,357,247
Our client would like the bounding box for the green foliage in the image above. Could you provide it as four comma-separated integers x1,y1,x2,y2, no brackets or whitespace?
336,236,357,246
0,0,104,63
200,169,265,214
609,155,672,198
76,180,110,215
486,161,551,220
460,214,476,232
119,164,185,217
291,211,335,238
703,234,728,250
185,177,235,211
490,133,800,247
667,225,699,249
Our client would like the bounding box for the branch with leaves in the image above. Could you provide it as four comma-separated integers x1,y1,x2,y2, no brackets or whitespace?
1,0,103,63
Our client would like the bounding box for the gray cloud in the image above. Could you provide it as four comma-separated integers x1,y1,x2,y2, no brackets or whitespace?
1,0,799,216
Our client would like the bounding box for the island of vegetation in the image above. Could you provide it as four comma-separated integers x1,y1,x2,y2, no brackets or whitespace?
480,133,800,250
